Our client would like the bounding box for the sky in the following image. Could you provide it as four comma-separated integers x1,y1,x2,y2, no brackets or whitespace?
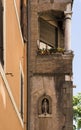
71,0,81,95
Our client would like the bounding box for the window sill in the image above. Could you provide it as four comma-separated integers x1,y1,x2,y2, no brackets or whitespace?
37,49,73,56
38,114,52,118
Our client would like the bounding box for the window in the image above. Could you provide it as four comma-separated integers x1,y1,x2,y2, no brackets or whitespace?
20,64,24,120
20,0,23,35
38,18,58,49
20,73,24,119
37,41,52,50
0,1,4,66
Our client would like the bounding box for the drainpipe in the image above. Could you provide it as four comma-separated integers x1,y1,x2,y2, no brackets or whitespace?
26,0,31,130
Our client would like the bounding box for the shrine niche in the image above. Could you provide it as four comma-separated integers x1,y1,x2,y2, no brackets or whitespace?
38,95,52,116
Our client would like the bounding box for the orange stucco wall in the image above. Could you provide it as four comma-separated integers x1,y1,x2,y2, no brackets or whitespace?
5,0,25,110
0,0,27,129
0,73,24,130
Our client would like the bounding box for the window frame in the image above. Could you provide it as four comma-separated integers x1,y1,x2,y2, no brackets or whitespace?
39,18,58,49
20,0,23,35
20,63,24,120
0,1,4,66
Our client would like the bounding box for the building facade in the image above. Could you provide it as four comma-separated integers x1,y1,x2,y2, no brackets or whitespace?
0,0,27,130
0,0,74,130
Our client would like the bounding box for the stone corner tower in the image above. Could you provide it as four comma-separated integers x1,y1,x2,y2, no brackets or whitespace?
27,0,74,130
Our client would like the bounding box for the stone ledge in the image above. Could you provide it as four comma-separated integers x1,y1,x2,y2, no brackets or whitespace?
38,114,52,118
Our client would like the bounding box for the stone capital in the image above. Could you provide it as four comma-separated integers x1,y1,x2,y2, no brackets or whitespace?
64,11,73,19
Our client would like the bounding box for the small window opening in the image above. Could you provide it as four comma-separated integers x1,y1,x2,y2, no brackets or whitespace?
0,1,4,66
20,73,24,119
38,18,58,49
20,0,23,35
37,41,52,50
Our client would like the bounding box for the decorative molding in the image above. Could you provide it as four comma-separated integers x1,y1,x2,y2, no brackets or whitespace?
0,63,24,128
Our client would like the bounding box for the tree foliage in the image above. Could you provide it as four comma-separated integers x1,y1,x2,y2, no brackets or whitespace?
73,93,81,130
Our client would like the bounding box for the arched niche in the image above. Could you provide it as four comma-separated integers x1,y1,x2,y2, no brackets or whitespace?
38,95,52,115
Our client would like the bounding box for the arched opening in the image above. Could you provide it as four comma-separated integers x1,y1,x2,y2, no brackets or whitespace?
38,95,52,115
41,98,49,114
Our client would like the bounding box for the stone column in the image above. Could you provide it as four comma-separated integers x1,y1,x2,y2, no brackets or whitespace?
64,3,72,51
